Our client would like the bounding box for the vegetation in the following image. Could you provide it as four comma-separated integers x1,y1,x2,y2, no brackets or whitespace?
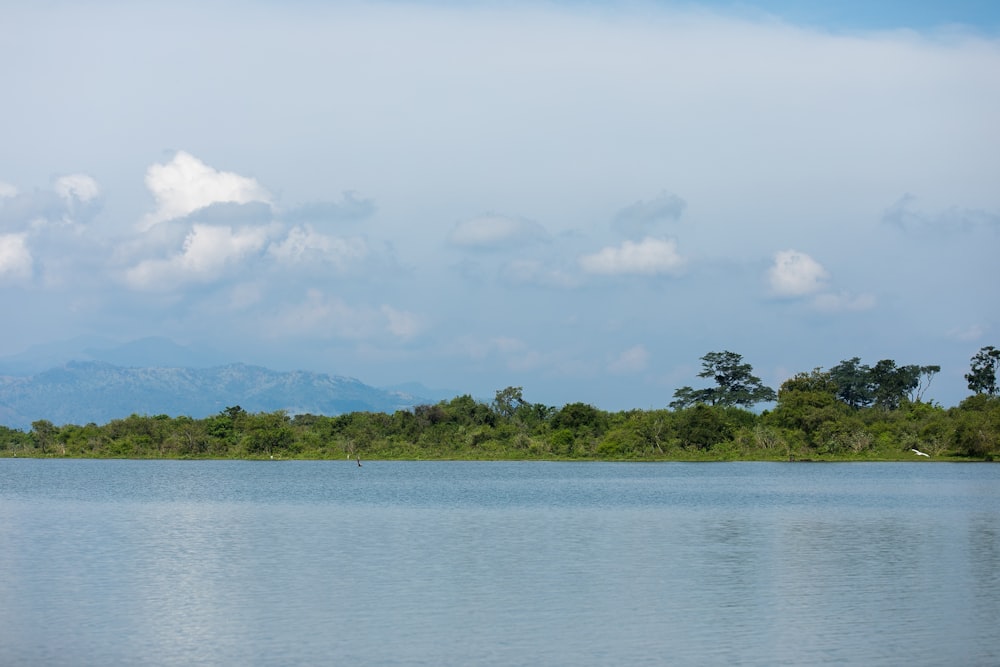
2,348,998,462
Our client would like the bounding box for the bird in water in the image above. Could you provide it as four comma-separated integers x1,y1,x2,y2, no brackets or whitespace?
357,455,362,467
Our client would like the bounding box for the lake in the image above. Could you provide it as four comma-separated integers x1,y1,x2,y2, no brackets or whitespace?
0,460,997,666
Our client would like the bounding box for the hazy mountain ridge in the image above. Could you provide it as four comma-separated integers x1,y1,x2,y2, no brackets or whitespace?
0,336,228,375
0,361,432,430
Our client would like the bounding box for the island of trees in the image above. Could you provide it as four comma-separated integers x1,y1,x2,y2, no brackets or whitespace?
2,347,998,461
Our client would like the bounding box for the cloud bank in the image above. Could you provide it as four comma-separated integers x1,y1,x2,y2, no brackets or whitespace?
141,152,271,230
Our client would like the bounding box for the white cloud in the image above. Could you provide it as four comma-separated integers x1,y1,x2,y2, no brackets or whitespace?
268,225,368,269
449,215,547,249
608,344,650,375
811,291,877,313
0,233,33,283
54,174,100,203
768,251,874,312
579,237,685,276
768,250,829,297
0,182,17,199
141,151,271,230
125,223,273,289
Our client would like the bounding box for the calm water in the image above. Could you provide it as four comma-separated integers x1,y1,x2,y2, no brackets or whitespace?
0,460,998,666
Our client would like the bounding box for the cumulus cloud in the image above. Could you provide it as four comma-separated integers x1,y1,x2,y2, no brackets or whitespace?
268,225,368,270
579,237,685,276
141,151,271,230
449,215,547,250
123,154,375,295
613,191,686,238
0,233,33,283
125,223,274,289
54,174,100,203
767,250,874,312
767,249,829,297
608,344,650,374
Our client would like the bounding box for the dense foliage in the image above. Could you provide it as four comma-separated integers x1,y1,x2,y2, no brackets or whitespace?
2,349,998,461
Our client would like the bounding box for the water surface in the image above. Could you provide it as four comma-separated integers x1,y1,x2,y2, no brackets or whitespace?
1,460,997,665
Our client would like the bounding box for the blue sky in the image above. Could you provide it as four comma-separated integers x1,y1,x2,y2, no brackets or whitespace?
1,0,997,410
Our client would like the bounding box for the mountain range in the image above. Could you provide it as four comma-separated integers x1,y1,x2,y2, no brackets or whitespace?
0,338,451,430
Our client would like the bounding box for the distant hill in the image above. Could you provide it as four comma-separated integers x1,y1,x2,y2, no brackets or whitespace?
0,361,433,430
0,336,229,375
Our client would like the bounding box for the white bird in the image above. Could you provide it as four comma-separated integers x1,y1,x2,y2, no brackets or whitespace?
911,448,930,457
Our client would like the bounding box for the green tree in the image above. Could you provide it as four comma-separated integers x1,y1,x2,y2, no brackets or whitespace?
242,411,294,457
966,346,1000,396
670,351,776,409
675,404,730,450
829,357,874,409
0,425,32,455
551,402,607,435
631,409,676,455
830,358,938,409
492,386,526,420
952,394,1000,458
446,395,495,426
869,359,919,410
31,420,59,454
910,364,941,402
513,402,556,430
780,368,838,395
767,369,849,447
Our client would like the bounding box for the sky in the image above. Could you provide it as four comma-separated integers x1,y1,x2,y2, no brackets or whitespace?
1,0,998,410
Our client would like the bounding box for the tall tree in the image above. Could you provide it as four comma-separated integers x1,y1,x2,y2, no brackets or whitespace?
829,357,874,409
492,386,526,420
670,351,776,409
869,359,919,410
966,346,1000,396
910,364,941,402
30,419,59,454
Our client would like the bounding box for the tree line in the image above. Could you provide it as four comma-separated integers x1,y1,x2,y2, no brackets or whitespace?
2,347,998,461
